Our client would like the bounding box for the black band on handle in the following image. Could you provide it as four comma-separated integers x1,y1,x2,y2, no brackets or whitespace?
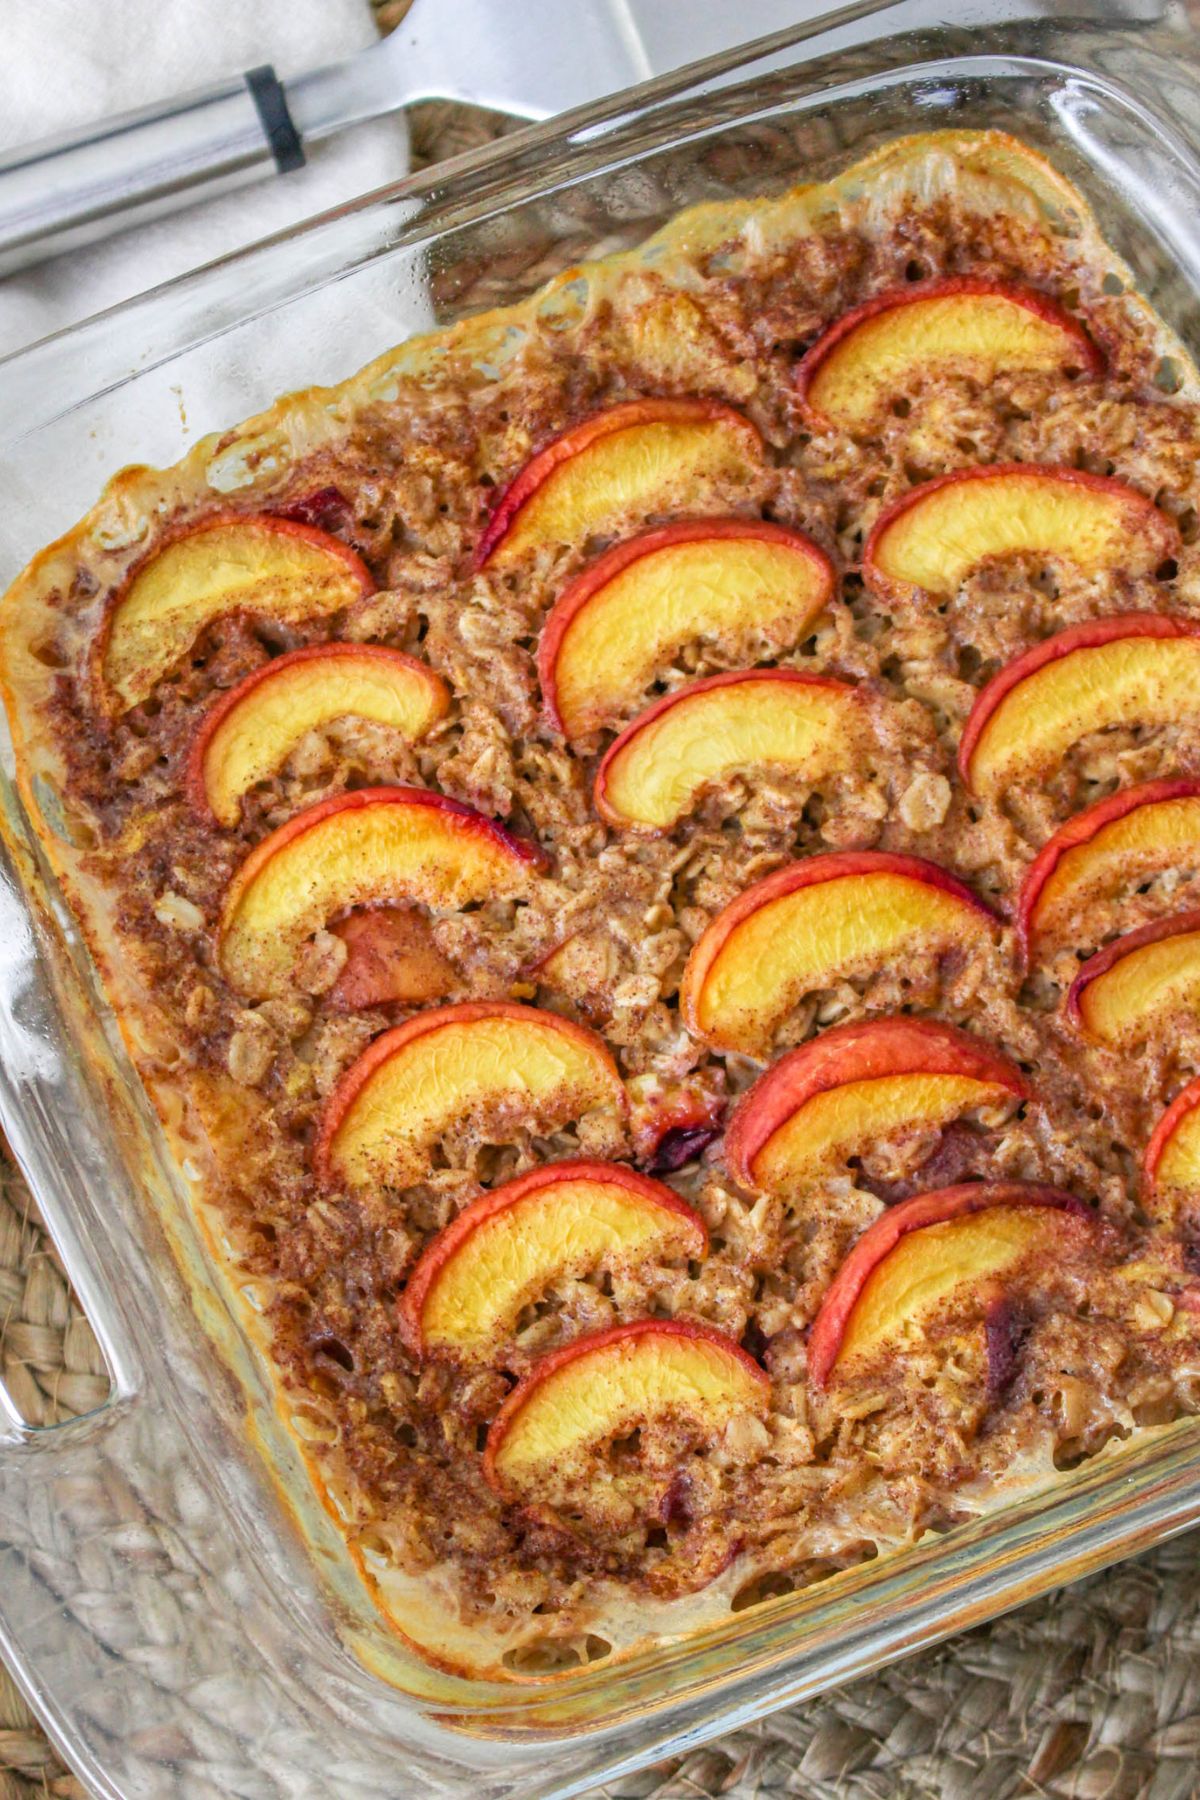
244,64,305,174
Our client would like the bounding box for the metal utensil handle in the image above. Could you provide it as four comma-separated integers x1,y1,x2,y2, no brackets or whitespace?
0,65,304,277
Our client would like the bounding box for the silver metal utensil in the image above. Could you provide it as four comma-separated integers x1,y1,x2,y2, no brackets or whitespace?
0,0,690,276
0,0,1163,277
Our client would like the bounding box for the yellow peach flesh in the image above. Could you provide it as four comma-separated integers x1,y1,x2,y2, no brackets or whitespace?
491,1331,766,1489
601,681,859,829
968,638,1200,797
838,1206,1051,1370
492,420,758,566
219,804,533,998
1078,929,1200,1046
1034,798,1200,935
556,539,828,737
328,1017,619,1189
809,295,1080,430
421,1182,697,1354
696,873,988,1055
104,524,366,708
873,475,1142,596
755,1073,1012,1190
1154,1110,1200,1190
203,657,447,827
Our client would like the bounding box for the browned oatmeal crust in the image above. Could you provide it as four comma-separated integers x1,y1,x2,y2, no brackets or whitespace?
5,129,1200,1679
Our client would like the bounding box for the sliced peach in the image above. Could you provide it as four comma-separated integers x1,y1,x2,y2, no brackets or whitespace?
400,1162,706,1360
725,1018,1027,1194
1018,779,1200,961
187,644,449,827
538,520,834,739
475,399,763,569
217,787,544,999
808,1181,1090,1386
681,851,996,1057
101,513,374,710
483,1319,768,1498
1145,1075,1200,1197
327,906,455,1010
795,278,1100,432
315,1001,625,1191
863,464,1175,602
959,614,1200,797
594,671,864,831
1067,910,1200,1046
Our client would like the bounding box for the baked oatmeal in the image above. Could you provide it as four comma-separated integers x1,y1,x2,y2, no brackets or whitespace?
5,129,1200,1677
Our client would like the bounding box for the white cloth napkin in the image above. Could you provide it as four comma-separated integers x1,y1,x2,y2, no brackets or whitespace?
0,0,410,356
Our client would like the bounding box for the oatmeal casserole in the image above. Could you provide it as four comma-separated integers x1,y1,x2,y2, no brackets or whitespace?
5,127,1200,1678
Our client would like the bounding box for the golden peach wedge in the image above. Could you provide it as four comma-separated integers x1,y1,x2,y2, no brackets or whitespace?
474,399,763,569
483,1319,768,1500
314,1001,625,1191
101,512,374,710
538,519,835,739
1017,779,1200,963
724,1017,1027,1195
187,644,449,827
863,465,1175,604
808,1181,1091,1387
681,851,997,1057
795,278,1101,433
217,787,544,999
1067,910,1200,1046
959,614,1200,798
1144,1075,1200,1205
399,1162,706,1361
593,670,864,831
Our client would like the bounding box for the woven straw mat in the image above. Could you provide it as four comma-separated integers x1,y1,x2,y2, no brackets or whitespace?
6,8,1200,1798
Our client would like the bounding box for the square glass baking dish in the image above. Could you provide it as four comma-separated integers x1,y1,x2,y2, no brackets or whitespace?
6,4,1200,1795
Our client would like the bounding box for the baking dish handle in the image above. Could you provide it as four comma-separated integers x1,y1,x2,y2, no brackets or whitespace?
0,830,151,1434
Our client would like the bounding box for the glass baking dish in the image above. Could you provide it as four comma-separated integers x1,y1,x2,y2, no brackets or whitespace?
5,4,1200,1794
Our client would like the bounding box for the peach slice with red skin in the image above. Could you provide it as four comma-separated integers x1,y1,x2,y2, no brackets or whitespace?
327,906,455,1010
399,1162,706,1361
101,512,374,710
474,399,763,570
217,786,544,999
315,1001,625,1191
959,614,1200,798
483,1318,768,1500
863,464,1175,603
681,851,997,1057
1145,1075,1200,1201
1067,910,1200,1046
1017,779,1200,962
594,670,865,831
724,1018,1028,1194
808,1181,1091,1387
187,644,449,827
795,278,1101,433
538,519,835,739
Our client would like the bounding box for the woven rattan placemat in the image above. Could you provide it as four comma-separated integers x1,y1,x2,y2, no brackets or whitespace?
6,13,1200,1797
